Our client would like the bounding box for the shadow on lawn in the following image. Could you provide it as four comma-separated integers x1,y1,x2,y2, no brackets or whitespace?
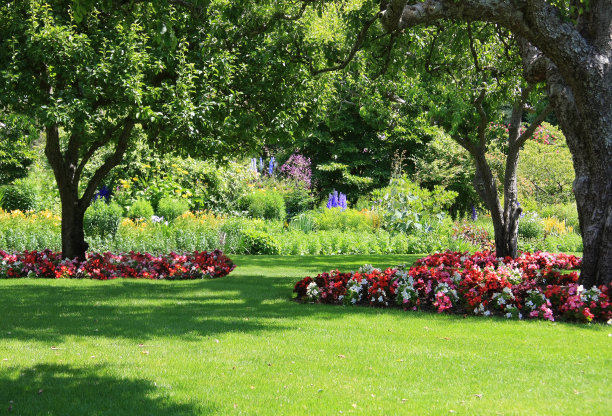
0,255,592,344
0,363,207,415
0,255,420,344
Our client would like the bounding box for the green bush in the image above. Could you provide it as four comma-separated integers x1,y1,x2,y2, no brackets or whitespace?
240,229,281,255
518,212,544,239
242,190,286,221
127,198,154,221
156,197,189,221
84,200,123,238
0,184,35,212
312,208,377,232
281,186,315,217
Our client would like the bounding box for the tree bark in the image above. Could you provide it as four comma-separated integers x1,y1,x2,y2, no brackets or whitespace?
379,0,612,285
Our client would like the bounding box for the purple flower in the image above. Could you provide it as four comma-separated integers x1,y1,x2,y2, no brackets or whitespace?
471,205,477,221
279,154,312,188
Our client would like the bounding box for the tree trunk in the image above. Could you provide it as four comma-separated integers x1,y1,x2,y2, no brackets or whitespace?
546,69,612,286
472,153,511,258
60,191,88,261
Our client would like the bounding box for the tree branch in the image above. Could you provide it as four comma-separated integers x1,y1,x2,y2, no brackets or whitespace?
508,83,534,144
310,12,382,75
379,0,597,87
79,119,135,207
473,88,487,150
467,21,481,72
516,104,553,148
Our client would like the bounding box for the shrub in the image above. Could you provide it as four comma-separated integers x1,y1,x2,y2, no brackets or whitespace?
312,208,377,232
157,197,189,221
242,190,286,221
518,212,544,239
127,198,154,221
0,184,35,212
282,185,315,217
240,229,280,255
84,200,123,238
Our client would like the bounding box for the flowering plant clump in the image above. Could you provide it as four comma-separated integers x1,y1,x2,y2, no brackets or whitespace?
326,190,347,210
293,250,611,323
279,154,312,188
0,249,235,280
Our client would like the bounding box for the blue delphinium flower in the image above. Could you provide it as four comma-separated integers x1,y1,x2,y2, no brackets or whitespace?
471,205,477,221
94,185,112,203
259,157,264,172
326,190,347,210
339,193,347,210
268,156,275,175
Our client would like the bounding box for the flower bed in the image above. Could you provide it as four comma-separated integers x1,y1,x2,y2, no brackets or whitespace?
294,251,611,323
0,249,235,280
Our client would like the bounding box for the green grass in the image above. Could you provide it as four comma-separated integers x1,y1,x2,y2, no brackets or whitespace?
0,255,610,415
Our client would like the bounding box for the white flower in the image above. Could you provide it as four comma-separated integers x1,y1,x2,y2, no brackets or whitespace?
484,310,491,316
378,296,384,303
505,313,513,319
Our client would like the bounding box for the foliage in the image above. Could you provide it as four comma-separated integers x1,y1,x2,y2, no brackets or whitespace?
239,229,281,255
310,207,378,232
518,212,545,239
156,197,189,221
84,200,123,238
452,220,495,252
411,132,479,217
127,198,154,221
0,0,318,258
368,176,456,234
0,209,61,252
0,112,36,185
0,184,36,212
517,130,575,205
241,190,286,221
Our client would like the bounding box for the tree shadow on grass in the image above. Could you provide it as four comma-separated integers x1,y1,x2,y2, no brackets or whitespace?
0,255,598,345
0,363,207,415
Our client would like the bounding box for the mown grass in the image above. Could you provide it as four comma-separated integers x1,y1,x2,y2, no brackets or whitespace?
0,255,610,415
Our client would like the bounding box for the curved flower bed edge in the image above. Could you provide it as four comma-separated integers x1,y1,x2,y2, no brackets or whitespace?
294,250,611,324
0,249,235,280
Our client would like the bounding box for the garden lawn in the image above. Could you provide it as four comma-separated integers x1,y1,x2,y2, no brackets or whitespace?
0,255,610,415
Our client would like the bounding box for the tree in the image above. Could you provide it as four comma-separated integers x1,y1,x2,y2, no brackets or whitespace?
396,23,552,258
0,0,314,260
372,0,611,285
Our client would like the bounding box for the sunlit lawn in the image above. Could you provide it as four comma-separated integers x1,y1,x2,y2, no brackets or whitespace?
0,254,610,415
